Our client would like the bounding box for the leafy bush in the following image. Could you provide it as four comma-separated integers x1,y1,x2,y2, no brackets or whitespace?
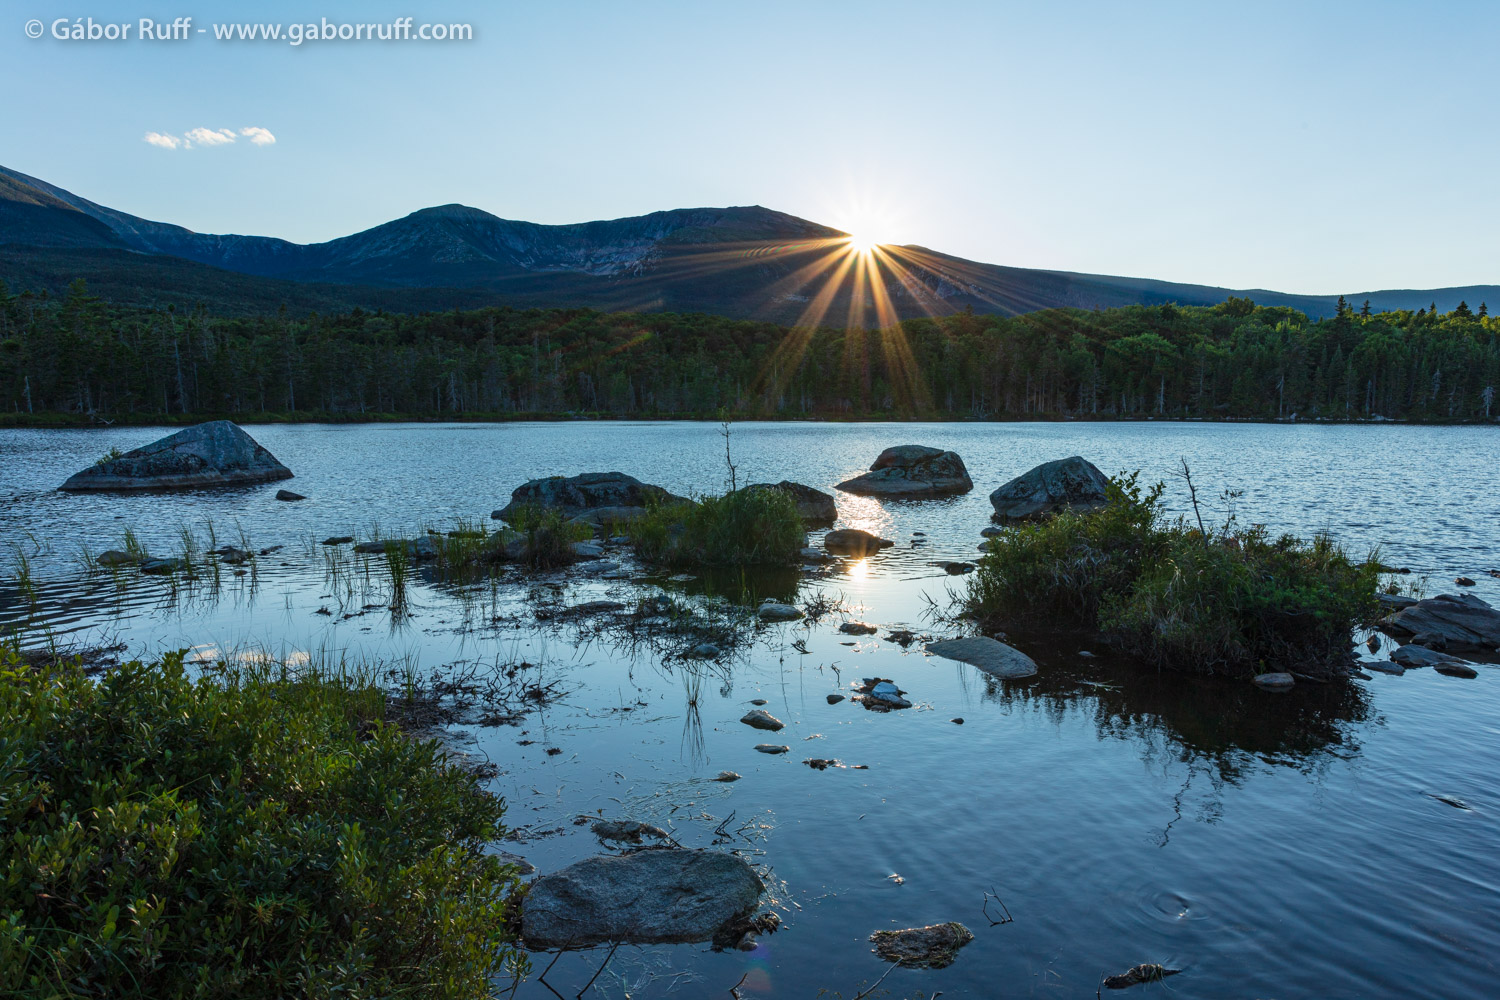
632,488,803,568
93,446,123,466
0,651,523,999
963,474,1379,678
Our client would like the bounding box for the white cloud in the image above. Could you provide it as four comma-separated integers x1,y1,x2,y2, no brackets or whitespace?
143,131,182,150
239,126,276,146
184,127,238,147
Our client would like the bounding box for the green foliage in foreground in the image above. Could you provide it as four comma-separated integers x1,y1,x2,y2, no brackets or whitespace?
964,475,1381,677
503,501,594,568
632,487,804,568
0,651,523,999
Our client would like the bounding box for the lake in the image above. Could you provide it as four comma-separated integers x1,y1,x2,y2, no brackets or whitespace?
2,420,1498,998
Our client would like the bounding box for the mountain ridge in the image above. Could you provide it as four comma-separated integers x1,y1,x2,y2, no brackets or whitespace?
1,163,1494,322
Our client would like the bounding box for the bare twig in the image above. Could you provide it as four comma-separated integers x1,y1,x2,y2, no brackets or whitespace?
575,941,620,997
728,971,749,999
982,886,1014,926
850,960,901,1000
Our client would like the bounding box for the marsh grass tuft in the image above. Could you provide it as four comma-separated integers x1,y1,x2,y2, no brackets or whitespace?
631,487,803,569
962,472,1380,679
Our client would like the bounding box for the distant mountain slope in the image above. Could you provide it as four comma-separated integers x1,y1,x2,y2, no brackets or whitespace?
1,164,1494,321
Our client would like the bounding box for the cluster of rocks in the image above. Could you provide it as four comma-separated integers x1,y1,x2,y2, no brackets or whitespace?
1357,592,1500,681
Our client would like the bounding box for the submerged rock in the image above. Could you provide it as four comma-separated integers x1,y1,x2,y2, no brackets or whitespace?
1436,661,1479,679
321,536,354,546
839,621,878,635
521,848,763,949
741,709,785,731
1103,964,1182,990
493,472,688,525
1252,672,1296,691
869,922,974,969
823,528,895,556
826,693,846,704
753,744,790,754
274,489,306,502
1382,593,1500,652
836,445,973,497
61,421,293,491
591,819,670,844
1365,659,1405,675
925,636,1038,679
989,456,1109,521
139,557,187,575
740,481,838,524
94,549,137,566
713,771,742,782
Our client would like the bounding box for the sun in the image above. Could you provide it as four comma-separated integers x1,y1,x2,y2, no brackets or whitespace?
846,232,882,254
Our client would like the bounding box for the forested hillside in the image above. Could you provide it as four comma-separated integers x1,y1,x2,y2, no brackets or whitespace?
2,279,1495,423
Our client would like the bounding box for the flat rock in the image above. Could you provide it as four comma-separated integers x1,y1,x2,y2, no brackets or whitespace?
95,549,137,566
741,481,838,524
839,621,878,635
926,636,1038,679
799,546,834,564
1375,592,1419,611
741,709,785,731
139,557,187,575
493,472,688,525
1390,643,1474,669
1365,659,1405,675
521,848,763,949
1382,593,1500,651
713,771,741,782
869,922,974,969
837,445,973,497
753,744,789,754
274,489,306,502
757,601,803,622
61,421,293,491
591,819,670,844
826,693,846,704
989,456,1109,520
1436,661,1480,678
321,536,354,545
1252,672,1296,690
823,528,894,556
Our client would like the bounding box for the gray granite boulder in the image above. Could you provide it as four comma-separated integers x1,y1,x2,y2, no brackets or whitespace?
740,481,838,524
61,421,292,491
521,848,764,949
836,445,972,497
989,456,1109,521
925,636,1038,679
493,472,688,525
1381,593,1500,652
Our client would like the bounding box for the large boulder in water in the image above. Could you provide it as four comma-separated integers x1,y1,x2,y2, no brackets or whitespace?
493,472,688,525
989,456,1108,521
60,421,292,491
740,481,838,524
836,445,972,497
1382,593,1500,652
521,848,764,949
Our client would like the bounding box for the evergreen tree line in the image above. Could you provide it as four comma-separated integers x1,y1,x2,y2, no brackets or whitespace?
2,279,1497,422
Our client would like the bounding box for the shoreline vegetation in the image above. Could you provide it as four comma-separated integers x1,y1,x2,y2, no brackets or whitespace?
962,469,1382,680
0,648,527,999
1,280,1496,426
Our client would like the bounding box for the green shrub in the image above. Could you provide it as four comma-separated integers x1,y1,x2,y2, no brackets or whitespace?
631,487,803,568
963,474,1379,678
0,651,523,999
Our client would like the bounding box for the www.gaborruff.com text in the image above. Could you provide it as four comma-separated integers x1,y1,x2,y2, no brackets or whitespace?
26,17,474,45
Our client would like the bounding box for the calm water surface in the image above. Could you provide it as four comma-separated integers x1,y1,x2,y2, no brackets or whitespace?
2,421,1498,998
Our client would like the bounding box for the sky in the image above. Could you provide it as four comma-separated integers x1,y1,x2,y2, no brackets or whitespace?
3,0,1496,294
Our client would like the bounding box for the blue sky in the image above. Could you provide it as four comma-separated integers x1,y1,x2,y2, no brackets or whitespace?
3,0,1496,293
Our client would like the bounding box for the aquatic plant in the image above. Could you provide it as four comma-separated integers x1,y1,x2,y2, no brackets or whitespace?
0,648,525,998
631,487,803,568
962,473,1380,678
